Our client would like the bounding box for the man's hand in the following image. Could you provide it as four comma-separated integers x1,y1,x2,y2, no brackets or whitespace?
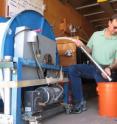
101,67,111,79
73,40,85,47
73,39,92,54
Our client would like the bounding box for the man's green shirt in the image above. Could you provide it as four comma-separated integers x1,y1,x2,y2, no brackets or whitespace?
87,29,117,65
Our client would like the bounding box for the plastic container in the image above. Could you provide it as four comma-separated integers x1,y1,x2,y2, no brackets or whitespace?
97,82,117,118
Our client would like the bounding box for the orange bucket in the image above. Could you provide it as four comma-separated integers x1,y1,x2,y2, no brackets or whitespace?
97,82,117,118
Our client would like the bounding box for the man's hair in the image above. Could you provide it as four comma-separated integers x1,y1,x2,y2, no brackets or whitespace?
110,14,117,21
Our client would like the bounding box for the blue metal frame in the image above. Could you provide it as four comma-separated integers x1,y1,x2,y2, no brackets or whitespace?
11,58,22,124
11,57,69,124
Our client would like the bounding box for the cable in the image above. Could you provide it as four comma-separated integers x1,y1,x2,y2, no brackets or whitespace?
14,27,44,79
32,43,44,79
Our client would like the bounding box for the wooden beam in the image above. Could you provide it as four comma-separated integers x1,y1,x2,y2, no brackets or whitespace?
0,78,69,88
98,1,114,16
90,17,109,23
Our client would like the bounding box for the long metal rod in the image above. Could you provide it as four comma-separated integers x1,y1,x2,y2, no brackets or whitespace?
56,37,112,81
80,46,112,81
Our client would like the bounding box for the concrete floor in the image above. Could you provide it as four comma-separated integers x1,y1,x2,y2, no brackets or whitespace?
43,98,117,124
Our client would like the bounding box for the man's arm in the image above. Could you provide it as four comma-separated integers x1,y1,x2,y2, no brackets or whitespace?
75,40,92,54
108,59,117,70
102,59,117,79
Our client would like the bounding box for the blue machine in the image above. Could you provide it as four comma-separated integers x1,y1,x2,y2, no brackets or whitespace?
0,10,69,124
0,10,55,59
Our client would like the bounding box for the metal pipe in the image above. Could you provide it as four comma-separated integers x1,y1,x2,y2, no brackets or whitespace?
4,56,12,114
56,37,112,81
80,46,112,81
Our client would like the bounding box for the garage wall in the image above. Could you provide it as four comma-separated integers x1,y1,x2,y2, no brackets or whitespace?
0,0,94,40
0,0,6,17
44,0,94,40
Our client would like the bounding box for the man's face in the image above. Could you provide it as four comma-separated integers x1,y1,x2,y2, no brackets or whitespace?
108,19,117,35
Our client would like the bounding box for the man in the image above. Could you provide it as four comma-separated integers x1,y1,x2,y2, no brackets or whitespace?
68,14,117,114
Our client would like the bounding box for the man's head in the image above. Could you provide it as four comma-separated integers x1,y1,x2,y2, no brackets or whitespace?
108,14,117,35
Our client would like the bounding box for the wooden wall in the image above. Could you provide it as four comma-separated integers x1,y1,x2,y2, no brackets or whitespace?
0,0,6,17
0,0,94,40
44,0,94,40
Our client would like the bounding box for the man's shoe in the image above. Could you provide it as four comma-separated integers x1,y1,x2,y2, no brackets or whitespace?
71,100,87,114
71,106,82,114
